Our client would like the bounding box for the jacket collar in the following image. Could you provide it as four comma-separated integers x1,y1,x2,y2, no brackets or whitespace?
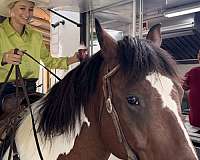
2,18,31,37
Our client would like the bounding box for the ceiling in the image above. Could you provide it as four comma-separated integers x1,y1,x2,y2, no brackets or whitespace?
91,0,200,62
48,0,200,62
49,0,200,27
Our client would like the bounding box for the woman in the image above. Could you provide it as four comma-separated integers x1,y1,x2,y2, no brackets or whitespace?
0,0,80,114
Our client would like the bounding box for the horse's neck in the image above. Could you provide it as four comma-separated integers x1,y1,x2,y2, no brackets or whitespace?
60,100,110,160
8,104,110,160
9,85,111,160
62,122,110,160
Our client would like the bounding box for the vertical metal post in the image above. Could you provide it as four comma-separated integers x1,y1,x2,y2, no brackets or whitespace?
80,13,87,44
86,12,90,54
139,0,143,38
90,12,94,55
132,0,136,37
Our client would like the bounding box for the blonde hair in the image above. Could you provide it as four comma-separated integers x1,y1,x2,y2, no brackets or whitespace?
8,0,35,17
8,1,18,9
8,0,35,9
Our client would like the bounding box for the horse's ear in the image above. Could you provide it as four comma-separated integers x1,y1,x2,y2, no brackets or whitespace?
146,23,162,47
95,18,118,60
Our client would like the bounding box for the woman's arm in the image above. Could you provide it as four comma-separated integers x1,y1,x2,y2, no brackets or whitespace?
40,40,79,69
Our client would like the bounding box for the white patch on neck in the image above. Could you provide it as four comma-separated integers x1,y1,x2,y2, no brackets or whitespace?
3,103,90,160
146,73,197,159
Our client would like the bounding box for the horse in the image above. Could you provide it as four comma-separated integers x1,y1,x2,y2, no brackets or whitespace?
2,19,198,160
146,23,161,47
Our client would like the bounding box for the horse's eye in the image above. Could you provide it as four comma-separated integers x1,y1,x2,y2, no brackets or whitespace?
127,95,140,105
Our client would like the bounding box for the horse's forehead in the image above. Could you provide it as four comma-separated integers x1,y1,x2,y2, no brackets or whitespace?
146,73,177,111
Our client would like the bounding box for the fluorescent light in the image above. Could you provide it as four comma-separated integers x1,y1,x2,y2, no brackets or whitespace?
164,3,200,18
165,8,200,18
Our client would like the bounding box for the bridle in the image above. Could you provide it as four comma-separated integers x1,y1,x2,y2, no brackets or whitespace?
102,64,138,160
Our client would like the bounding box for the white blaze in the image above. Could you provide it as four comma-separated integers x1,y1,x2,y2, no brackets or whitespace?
146,73,197,159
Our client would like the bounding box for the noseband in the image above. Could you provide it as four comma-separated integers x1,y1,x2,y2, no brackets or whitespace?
102,65,138,160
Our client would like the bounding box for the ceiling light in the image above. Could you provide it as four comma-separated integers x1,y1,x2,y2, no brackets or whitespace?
164,2,200,18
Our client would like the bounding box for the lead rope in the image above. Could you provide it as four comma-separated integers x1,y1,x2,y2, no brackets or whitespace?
103,65,138,160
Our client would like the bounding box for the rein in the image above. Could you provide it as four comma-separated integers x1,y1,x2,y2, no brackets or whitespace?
102,65,138,160
0,49,44,160
22,51,61,81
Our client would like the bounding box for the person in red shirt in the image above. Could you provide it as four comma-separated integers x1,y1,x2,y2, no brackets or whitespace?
183,50,200,127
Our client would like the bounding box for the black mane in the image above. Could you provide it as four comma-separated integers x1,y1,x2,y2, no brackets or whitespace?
38,52,103,137
38,36,177,138
118,36,177,81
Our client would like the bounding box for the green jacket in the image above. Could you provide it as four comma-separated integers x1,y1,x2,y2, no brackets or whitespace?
0,18,68,83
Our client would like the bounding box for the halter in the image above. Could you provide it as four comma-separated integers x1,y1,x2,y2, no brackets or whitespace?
102,65,138,160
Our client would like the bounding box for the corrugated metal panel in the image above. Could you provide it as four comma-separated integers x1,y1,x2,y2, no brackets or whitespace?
162,31,200,63
160,12,200,63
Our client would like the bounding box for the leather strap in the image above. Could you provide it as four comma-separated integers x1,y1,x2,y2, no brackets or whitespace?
12,140,20,160
8,126,15,160
0,49,44,160
15,65,44,160
103,65,138,160
7,122,20,160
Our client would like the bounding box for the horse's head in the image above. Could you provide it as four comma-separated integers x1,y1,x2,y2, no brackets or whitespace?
35,19,198,160
95,19,198,160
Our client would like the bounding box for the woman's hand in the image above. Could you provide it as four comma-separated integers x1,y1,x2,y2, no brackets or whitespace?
77,49,88,62
1,49,24,65
67,49,89,65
